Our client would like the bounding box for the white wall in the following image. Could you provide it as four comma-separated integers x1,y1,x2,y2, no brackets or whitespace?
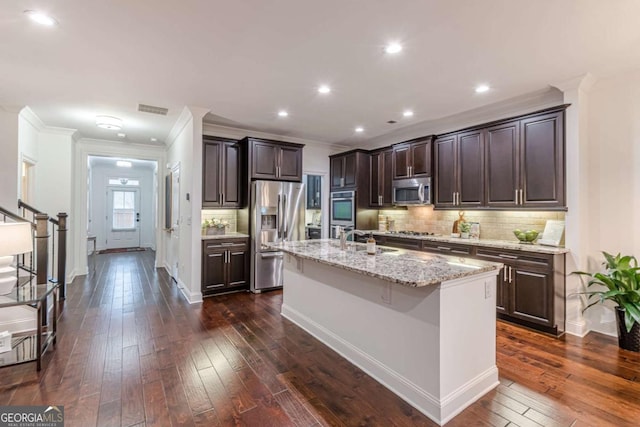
0,107,21,211
579,69,640,335
89,161,156,251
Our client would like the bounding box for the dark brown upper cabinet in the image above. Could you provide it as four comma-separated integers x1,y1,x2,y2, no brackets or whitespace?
244,137,304,182
202,136,242,208
434,130,485,208
391,136,433,180
369,148,393,207
485,111,565,209
330,150,369,191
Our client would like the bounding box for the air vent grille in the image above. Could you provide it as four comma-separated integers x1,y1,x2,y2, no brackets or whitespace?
138,104,168,116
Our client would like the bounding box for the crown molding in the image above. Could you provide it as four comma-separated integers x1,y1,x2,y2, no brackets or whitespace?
359,87,564,150
0,105,24,114
19,106,45,131
202,122,348,152
166,107,193,148
551,72,598,94
78,137,167,153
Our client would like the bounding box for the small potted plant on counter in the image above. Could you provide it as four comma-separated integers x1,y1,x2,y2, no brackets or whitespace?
202,218,229,235
574,252,640,352
459,221,471,239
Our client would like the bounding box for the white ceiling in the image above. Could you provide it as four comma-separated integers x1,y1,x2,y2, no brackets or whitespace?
3,0,640,146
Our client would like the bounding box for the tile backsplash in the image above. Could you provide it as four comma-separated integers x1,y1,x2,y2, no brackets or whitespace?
201,209,238,232
378,206,565,241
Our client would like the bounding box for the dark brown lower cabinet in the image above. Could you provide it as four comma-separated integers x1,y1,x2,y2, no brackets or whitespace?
202,238,249,296
379,236,566,336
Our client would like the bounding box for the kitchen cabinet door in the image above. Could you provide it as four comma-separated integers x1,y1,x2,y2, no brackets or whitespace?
410,139,432,177
369,149,393,207
330,152,360,190
392,144,411,180
306,175,321,209
510,267,553,328
251,141,279,179
222,141,241,207
434,134,457,207
343,153,357,188
520,111,565,208
202,251,226,294
203,141,222,206
330,156,344,189
457,130,484,207
228,249,249,287
278,145,303,181
486,121,520,208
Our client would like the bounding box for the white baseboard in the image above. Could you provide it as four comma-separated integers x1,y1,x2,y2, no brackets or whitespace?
176,278,202,304
565,319,590,337
282,304,498,426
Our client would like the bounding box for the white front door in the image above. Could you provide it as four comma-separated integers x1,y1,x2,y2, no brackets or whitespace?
107,188,140,249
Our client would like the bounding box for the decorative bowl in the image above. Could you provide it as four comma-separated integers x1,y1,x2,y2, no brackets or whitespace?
513,229,539,244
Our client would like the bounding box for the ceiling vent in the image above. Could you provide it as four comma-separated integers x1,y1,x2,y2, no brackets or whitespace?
138,104,168,116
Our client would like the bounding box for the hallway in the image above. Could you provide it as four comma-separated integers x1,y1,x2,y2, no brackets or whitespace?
0,251,639,426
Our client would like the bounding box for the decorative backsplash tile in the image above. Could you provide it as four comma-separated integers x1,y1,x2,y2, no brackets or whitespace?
201,209,238,232
378,206,565,241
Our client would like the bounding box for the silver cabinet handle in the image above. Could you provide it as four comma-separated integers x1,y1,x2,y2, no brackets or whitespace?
437,246,452,251
515,190,519,205
453,192,456,205
503,267,507,282
340,177,345,187
499,254,518,260
221,193,224,205
410,166,413,176
519,189,524,205
508,266,513,283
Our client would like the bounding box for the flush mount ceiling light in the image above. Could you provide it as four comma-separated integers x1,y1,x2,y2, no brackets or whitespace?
318,85,331,94
385,42,403,54
95,115,123,130
116,160,132,168
277,110,289,117
475,84,490,93
150,137,157,142
403,110,414,117
355,127,364,133
117,133,126,138
24,10,58,26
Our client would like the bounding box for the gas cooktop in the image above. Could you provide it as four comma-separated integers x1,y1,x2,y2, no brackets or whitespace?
387,230,436,236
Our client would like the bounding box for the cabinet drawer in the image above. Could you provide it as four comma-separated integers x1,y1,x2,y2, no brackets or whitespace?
203,239,248,253
383,236,422,250
422,241,472,255
475,248,519,262
516,253,553,271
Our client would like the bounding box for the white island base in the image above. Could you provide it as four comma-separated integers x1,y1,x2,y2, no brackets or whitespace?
281,255,500,425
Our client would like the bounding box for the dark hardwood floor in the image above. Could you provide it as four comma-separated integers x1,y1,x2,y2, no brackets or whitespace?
1,250,639,426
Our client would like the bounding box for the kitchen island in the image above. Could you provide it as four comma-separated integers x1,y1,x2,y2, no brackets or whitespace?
269,239,502,426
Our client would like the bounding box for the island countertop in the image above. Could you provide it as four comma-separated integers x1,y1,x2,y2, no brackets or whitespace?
268,239,501,287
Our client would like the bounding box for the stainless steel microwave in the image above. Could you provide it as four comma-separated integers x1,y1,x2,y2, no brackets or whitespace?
392,177,431,205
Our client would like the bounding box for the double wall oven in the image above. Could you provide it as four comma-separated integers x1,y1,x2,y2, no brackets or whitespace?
329,190,355,238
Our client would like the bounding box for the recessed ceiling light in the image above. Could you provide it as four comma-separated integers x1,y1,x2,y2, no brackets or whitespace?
117,133,126,138
95,115,123,130
385,42,403,54
355,127,364,133
403,110,414,117
318,85,331,94
475,84,490,93
24,10,57,26
150,137,157,142
277,110,289,117
116,160,132,168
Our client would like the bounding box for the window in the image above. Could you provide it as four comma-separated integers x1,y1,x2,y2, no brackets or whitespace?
112,190,136,230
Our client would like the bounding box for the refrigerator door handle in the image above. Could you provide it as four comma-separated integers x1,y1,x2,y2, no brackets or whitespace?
261,252,284,259
277,194,282,239
283,194,288,239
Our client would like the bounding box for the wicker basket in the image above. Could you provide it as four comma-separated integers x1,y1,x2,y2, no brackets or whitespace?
616,307,640,352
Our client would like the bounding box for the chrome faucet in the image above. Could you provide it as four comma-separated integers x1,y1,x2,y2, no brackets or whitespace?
339,228,366,250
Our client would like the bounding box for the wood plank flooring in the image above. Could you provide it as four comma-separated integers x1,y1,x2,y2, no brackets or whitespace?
1,250,639,426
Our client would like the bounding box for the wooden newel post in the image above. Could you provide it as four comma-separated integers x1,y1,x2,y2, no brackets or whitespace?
35,213,49,286
57,213,68,300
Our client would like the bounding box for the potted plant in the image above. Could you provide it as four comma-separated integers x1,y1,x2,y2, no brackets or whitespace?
574,252,640,352
202,218,229,235
459,222,471,239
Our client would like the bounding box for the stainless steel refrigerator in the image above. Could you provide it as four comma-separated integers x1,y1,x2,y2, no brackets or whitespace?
250,180,305,292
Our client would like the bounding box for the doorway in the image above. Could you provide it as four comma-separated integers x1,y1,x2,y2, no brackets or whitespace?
87,156,158,252
106,187,140,249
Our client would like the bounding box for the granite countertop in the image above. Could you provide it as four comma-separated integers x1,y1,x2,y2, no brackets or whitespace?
201,232,250,240
368,231,569,255
267,239,501,287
